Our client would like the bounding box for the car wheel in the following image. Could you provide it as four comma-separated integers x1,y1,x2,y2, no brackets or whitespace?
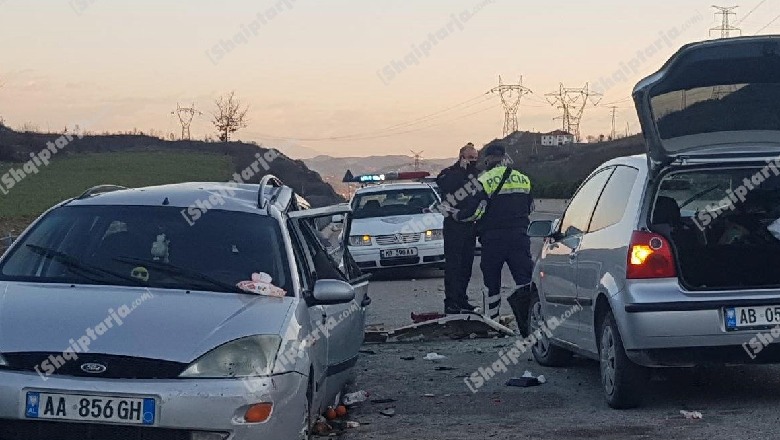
599,311,649,409
528,291,572,366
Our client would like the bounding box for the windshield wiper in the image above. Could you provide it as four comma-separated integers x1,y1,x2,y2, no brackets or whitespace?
112,256,244,294
26,244,146,286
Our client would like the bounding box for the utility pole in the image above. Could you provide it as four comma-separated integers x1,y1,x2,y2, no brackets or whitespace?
609,106,618,141
410,150,424,171
488,76,533,137
710,6,742,99
171,103,203,140
545,83,603,142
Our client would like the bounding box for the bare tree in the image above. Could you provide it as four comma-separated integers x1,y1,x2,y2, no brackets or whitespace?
212,91,249,142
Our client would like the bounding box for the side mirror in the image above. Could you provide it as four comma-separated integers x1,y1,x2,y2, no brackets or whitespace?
311,279,355,305
527,220,555,238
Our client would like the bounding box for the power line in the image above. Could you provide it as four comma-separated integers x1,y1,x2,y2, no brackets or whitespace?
255,101,498,143
738,0,766,24
756,13,780,33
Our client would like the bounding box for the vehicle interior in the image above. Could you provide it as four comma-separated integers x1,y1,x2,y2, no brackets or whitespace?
650,170,780,290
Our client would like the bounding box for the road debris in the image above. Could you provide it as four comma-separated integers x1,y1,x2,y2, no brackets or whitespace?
342,390,369,405
434,366,456,371
370,398,396,404
400,356,415,361
424,352,447,361
380,408,396,417
680,410,703,419
346,421,360,428
506,377,541,387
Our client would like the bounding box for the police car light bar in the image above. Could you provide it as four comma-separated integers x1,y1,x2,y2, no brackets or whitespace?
344,171,430,183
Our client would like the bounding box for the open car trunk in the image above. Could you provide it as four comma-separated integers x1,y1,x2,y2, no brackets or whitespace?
650,165,780,290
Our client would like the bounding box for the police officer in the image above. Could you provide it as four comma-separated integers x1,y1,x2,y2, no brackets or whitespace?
456,143,534,333
436,143,480,314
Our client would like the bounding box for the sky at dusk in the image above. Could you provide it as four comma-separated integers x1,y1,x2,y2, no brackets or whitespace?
0,0,775,158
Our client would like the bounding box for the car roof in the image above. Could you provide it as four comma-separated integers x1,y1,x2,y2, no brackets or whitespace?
64,182,292,215
601,154,647,169
354,182,436,195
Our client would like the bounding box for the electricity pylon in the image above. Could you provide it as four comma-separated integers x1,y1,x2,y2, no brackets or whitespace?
710,6,742,99
410,150,424,171
545,83,603,142
711,5,741,38
171,103,203,140
488,76,533,137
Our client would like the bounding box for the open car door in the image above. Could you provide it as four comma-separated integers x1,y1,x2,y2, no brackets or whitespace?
288,204,370,378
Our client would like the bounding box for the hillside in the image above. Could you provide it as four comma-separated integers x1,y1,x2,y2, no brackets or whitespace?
0,125,343,231
484,132,646,197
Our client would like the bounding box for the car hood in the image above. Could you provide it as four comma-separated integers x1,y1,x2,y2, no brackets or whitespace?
633,36,780,169
0,282,294,363
351,214,443,235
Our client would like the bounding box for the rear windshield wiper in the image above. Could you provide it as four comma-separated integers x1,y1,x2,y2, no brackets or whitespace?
113,256,245,294
26,244,146,286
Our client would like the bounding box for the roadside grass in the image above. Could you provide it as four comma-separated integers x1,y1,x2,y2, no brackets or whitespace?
0,151,233,232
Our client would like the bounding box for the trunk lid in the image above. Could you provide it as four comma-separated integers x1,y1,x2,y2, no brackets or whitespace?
633,36,780,169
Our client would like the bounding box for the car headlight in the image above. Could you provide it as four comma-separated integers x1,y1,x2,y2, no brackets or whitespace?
179,335,281,378
425,229,444,241
349,235,372,246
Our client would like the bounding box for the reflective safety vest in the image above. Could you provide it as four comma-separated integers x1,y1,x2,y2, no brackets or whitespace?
479,166,532,197
467,166,532,222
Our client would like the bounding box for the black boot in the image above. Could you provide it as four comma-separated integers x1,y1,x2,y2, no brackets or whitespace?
507,284,532,337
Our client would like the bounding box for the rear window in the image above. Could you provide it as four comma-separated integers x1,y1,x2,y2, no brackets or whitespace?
0,206,292,294
651,83,780,142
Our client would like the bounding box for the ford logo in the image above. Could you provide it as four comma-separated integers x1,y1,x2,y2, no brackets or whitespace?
80,363,107,374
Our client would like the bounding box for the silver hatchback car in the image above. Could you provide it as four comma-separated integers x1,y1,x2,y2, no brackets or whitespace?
526,36,780,408
0,177,369,439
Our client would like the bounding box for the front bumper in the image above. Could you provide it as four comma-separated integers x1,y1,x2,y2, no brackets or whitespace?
0,369,307,440
350,242,444,269
616,279,780,367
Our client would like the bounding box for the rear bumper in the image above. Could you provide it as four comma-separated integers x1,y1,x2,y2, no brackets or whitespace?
615,279,780,366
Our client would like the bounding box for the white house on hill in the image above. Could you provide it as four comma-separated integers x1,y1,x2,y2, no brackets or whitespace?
541,130,575,146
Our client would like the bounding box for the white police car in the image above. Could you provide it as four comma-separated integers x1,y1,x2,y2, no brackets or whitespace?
346,172,445,271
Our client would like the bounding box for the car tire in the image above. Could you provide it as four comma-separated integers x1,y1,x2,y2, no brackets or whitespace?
528,291,573,367
598,311,649,409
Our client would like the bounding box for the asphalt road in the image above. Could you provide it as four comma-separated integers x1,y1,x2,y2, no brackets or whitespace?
339,201,780,440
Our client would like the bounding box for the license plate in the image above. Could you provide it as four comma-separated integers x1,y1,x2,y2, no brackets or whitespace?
25,392,156,425
725,305,780,330
381,248,418,258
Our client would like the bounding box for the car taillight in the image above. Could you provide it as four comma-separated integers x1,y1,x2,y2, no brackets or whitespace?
626,231,677,279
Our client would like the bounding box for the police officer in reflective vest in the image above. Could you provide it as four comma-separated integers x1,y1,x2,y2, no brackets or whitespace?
456,143,534,330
